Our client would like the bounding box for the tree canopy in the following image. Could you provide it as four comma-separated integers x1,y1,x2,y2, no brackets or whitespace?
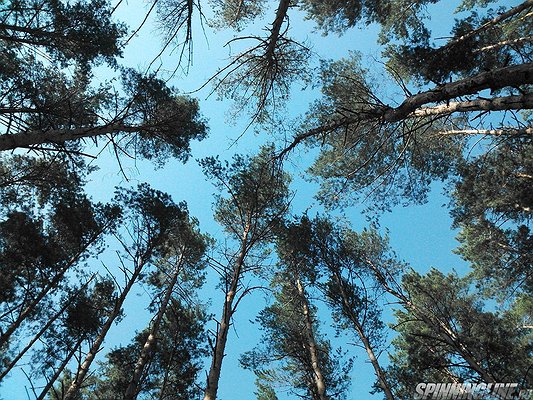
0,0,532,399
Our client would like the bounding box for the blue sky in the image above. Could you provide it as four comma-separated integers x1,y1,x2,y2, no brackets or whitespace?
2,0,506,399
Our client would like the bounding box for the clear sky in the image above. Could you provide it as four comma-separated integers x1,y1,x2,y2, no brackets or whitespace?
2,0,504,399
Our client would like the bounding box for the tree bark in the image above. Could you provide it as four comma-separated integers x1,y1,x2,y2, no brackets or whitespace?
63,254,148,400
473,36,533,53
281,63,533,156
381,64,533,123
124,253,185,400
0,123,140,151
0,228,106,349
435,127,533,137
364,258,497,384
0,278,93,382
203,224,250,400
410,94,533,118
295,276,328,400
265,0,291,62
329,271,395,400
437,0,533,51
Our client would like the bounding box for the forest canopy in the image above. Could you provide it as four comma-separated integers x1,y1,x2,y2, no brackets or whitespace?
0,0,531,399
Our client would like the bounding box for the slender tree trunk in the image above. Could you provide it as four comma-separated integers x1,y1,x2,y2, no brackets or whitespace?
0,229,105,348
295,276,327,400
265,0,291,61
63,254,148,400
36,337,84,400
364,259,496,384
435,127,533,137
473,35,533,53
124,253,185,400
439,0,533,51
330,271,394,400
203,224,250,400
0,278,93,381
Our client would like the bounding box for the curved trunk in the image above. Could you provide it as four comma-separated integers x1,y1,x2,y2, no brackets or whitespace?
381,64,533,123
280,63,533,157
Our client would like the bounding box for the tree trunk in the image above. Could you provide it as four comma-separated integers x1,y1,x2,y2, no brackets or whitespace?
364,259,497,384
0,278,93,382
438,0,533,51
63,254,147,400
330,271,395,400
411,94,532,118
295,276,328,400
0,229,105,348
0,123,140,151
124,253,185,400
435,127,533,137
381,64,533,123
36,337,84,400
203,224,250,400
473,36,533,53
280,63,533,157
265,0,291,61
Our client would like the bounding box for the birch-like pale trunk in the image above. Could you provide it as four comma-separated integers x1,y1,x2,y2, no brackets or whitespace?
295,276,328,400
203,224,250,400
124,252,185,400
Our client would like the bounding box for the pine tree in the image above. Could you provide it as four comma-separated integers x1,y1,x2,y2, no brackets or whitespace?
199,146,290,400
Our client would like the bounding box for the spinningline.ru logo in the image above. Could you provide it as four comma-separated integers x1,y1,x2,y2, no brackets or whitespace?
414,383,533,399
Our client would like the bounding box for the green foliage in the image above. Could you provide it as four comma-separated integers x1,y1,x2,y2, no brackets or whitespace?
387,269,533,395
209,0,267,30
114,183,198,260
0,185,116,306
89,300,208,400
64,280,115,339
1,0,126,66
386,5,533,84
254,375,279,400
0,0,207,164
1,0,531,397
200,145,291,242
121,69,208,165
241,277,351,400
452,139,533,297
307,54,465,211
